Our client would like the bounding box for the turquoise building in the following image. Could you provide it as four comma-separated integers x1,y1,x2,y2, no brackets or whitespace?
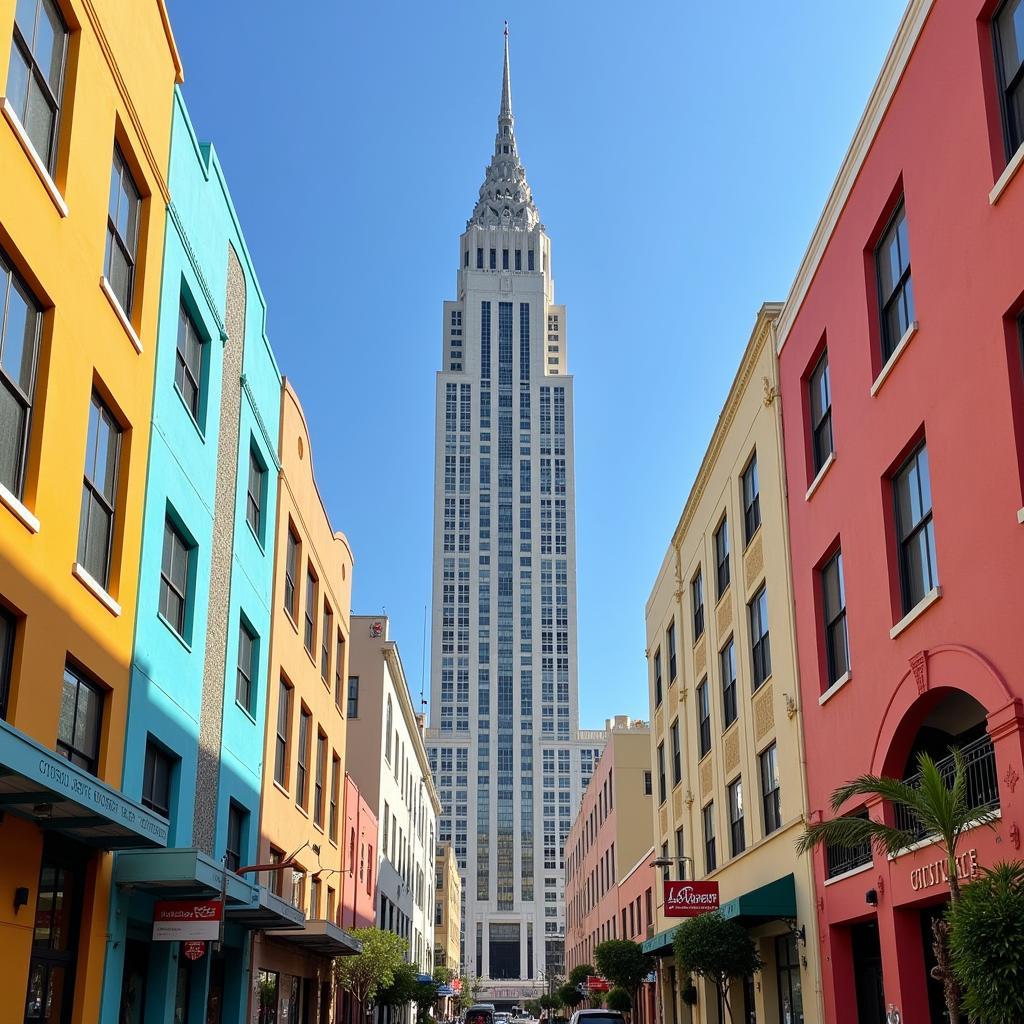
100,89,301,1024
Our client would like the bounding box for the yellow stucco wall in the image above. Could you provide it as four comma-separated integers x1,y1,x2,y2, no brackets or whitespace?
435,842,461,972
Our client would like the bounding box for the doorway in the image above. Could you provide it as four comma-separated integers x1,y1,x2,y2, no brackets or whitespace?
850,921,885,1023
119,941,150,1024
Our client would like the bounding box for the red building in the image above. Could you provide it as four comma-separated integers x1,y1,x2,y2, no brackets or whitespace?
776,1,1024,1021
340,773,378,932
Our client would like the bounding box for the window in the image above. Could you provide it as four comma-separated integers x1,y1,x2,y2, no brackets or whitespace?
720,639,737,728
697,678,711,758
760,743,781,836
321,603,332,683
714,517,730,597
104,146,141,315
314,731,326,828
656,742,666,804
809,350,833,474
78,392,121,588
675,827,685,878
58,665,102,775
528,249,535,272
6,0,67,172
304,566,317,655
876,200,915,361
728,778,745,857
822,550,849,685
274,679,291,787
995,0,1024,156
489,248,496,270
284,526,299,620
329,752,340,842
670,719,681,787
642,770,652,796
0,607,15,721
742,454,761,543
666,621,677,682
296,706,311,808
159,519,190,637
334,632,344,710
310,876,321,918
347,676,359,718
0,251,42,498
893,443,938,613
476,247,483,269
691,570,704,641
174,303,204,420
502,248,509,270
246,446,265,538
226,801,246,872
660,842,670,881
749,586,771,689
385,697,393,763
702,803,716,873
653,648,662,708
142,740,174,818
236,620,256,713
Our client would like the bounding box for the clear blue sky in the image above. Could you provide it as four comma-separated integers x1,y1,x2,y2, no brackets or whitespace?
165,1,904,729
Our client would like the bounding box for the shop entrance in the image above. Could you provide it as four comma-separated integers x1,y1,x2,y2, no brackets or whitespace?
119,940,151,1023
850,921,884,1023
920,906,961,1024
489,923,521,979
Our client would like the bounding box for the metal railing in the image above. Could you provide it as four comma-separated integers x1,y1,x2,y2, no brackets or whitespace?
825,816,873,880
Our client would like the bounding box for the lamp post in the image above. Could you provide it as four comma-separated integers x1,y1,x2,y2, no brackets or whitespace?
648,855,695,881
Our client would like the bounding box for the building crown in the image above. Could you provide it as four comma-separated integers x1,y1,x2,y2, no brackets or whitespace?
469,24,541,231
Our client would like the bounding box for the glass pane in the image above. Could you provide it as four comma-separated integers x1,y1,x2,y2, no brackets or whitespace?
3,275,38,394
98,409,118,501
895,463,918,537
37,0,65,94
73,681,99,759
830,617,849,679
25,76,55,166
15,0,36,38
999,0,1024,84
121,176,140,252
85,497,112,583
171,534,187,592
0,384,27,492
916,447,932,514
58,671,77,748
108,154,121,222
7,46,31,127
106,238,131,312
904,532,929,607
823,558,842,619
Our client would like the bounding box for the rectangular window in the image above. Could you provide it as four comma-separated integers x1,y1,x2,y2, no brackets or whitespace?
58,664,102,775
749,586,771,689
0,251,42,498
284,526,299,620
334,632,344,710
142,740,174,818
760,743,781,836
666,621,677,682
714,517,730,597
246,446,265,538
720,639,737,727
347,676,359,718
304,566,317,655
0,607,15,721
236,619,256,713
876,200,914,362
502,248,509,270
489,248,496,270
159,519,190,637
675,827,685,878
809,350,833,474
894,443,938,613
653,648,662,708
822,550,849,685
742,453,760,544
670,719,681,787
691,570,704,641
660,841,670,881
728,778,745,857
321,603,333,683
528,249,535,272
78,392,121,589
697,678,711,758
703,802,716,873
175,303,204,420
274,679,291,787
314,731,326,828
104,146,141,315
296,706,311,809
329,752,340,842
515,249,522,271
995,0,1024,157
226,801,246,872
656,742,666,804
476,247,483,269
643,770,652,796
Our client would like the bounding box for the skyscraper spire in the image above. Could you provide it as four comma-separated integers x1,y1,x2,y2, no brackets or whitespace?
500,21,512,121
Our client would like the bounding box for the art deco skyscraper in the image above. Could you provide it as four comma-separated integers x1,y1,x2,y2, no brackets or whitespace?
426,31,603,992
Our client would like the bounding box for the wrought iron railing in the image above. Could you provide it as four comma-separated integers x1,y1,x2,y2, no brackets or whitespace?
825,817,873,880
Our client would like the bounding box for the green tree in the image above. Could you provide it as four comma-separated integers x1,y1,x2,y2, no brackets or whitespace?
334,928,409,1016
605,989,631,1014
673,913,761,1024
433,966,455,985
524,1000,541,1017
593,940,652,1021
457,976,482,1013
567,963,593,988
557,983,584,1010
948,861,1024,1023
376,962,418,1009
538,993,560,1015
796,749,998,1024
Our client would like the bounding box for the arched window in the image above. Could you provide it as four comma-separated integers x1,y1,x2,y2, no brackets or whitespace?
385,697,393,763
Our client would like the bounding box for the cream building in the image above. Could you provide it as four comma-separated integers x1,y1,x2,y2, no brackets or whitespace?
643,305,822,1024
435,842,462,973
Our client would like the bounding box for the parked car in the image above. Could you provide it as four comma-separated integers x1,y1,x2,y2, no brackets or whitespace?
466,1006,495,1024
568,1012,626,1024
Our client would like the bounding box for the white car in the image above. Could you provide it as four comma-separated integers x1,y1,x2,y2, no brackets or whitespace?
568,1012,626,1024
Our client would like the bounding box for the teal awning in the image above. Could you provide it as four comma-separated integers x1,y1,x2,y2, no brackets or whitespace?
266,917,362,955
719,873,796,925
114,847,253,903
642,925,680,957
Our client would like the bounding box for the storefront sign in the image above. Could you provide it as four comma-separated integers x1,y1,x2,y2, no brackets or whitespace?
182,941,206,961
664,880,720,917
153,899,223,941
452,978,462,993
909,848,979,892
586,977,610,993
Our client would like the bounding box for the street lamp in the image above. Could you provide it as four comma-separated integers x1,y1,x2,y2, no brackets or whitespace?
649,855,695,880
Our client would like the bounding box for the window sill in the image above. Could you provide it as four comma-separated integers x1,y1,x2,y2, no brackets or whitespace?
870,321,918,397
751,673,772,695
99,276,143,354
174,383,206,440
272,780,290,800
157,612,192,651
0,481,40,533
0,96,68,217
72,562,121,616
246,518,265,552
1017,507,1024,525
889,586,942,639
823,861,874,887
990,141,1024,206
715,585,731,607
234,700,257,725
818,670,852,706
805,451,835,501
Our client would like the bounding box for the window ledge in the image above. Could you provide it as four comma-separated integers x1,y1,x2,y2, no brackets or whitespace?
870,321,918,397
99,276,143,353
823,861,874,887
173,384,206,440
234,700,257,725
0,481,39,533
272,780,290,800
889,586,942,639
157,612,192,652
246,519,265,552
72,562,121,616
990,141,1024,206
805,452,835,501
819,670,852,706
0,96,68,217
1016,506,1024,525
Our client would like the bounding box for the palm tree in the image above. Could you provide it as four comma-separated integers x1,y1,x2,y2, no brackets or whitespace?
796,748,998,1024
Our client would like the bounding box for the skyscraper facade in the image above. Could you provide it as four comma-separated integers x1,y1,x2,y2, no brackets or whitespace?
426,32,603,995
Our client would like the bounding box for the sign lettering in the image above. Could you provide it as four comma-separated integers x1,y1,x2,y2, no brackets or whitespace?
153,899,223,941
664,880,721,917
909,848,979,892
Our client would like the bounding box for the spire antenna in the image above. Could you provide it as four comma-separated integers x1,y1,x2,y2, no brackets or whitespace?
500,21,512,120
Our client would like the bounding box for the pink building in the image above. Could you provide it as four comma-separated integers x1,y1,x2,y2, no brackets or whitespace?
340,772,378,931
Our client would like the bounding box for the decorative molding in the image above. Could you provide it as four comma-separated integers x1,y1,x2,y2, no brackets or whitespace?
909,651,929,695
240,374,282,471
1011,822,1021,850
782,692,798,720
699,756,713,799
762,376,779,406
753,681,775,741
168,201,228,341
744,533,764,593
716,592,733,636
1004,764,1020,794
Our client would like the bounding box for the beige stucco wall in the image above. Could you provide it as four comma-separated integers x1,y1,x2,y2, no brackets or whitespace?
435,842,462,972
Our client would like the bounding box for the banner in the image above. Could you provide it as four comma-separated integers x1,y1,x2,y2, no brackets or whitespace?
663,880,720,917
153,899,223,941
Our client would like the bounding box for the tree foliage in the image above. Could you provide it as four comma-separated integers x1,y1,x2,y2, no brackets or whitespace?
673,914,761,1024
605,988,632,1013
334,928,409,1009
567,963,594,987
948,861,1024,1023
457,976,481,1012
594,940,652,1021
538,994,561,1011
557,983,584,1009
433,965,455,985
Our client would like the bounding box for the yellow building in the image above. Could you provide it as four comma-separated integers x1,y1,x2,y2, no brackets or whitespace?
434,842,461,976
643,305,822,1024
0,2,180,1022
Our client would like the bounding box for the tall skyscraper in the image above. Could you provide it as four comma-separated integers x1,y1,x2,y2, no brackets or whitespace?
426,30,603,995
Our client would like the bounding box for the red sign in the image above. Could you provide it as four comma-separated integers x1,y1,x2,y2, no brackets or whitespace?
182,940,206,961
586,977,610,993
452,979,461,993
153,899,223,941
664,880,721,917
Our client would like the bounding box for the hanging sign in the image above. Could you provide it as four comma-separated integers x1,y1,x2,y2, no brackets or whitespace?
182,940,206,961
664,880,720,917
586,977,610,993
153,899,223,941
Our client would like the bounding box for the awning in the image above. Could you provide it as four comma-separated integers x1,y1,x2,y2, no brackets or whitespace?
114,848,252,904
416,974,435,984
642,925,680,957
0,720,168,848
227,885,305,931
265,918,363,956
437,986,455,997
719,873,796,925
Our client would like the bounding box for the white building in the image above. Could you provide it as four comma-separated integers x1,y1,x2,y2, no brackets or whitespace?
347,615,440,992
425,30,603,998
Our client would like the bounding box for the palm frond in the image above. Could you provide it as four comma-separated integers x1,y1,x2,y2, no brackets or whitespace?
829,772,924,815
796,813,916,859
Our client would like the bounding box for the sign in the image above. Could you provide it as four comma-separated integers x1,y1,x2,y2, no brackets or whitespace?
586,977,610,993
182,941,206,961
909,848,978,892
153,899,223,941
664,880,721,917
452,978,462,993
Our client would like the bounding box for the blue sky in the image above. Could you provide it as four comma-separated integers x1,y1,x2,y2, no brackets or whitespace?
166,1,904,728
